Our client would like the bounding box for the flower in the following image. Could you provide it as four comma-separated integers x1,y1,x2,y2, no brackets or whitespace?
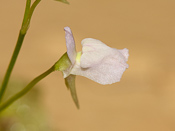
63,26,129,85
55,26,129,108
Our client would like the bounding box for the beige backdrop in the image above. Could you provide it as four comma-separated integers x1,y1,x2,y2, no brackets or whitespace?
1,0,175,131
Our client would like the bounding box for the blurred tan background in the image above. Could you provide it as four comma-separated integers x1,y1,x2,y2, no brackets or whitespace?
0,0,175,130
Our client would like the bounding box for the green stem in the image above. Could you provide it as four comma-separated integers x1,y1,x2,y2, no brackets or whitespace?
22,0,31,27
0,0,41,102
0,32,26,102
0,66,55,112
21,0,41,34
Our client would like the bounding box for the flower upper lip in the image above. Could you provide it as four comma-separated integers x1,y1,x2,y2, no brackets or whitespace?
64,27,76,65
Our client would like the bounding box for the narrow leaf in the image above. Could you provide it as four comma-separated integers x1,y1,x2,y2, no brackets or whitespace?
65,75,79,109
55,0,69,4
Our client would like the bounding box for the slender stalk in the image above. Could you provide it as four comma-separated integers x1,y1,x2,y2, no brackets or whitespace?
21,0,41,34
0,0,41,102
22,0,31,27
0,32,25,102
0,66,55,112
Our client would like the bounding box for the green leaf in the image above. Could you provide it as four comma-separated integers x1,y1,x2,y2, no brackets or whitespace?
55,0,69,4
65,75,79,109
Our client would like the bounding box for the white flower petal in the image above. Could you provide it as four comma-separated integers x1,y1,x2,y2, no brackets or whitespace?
80,38,111,68
118,48,129,61
64,27,76,65
70,38,129,85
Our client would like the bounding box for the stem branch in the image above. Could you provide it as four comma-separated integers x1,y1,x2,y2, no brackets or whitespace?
0,0,41,102
0,66,54,112
21,0,41,34
0,32,25,102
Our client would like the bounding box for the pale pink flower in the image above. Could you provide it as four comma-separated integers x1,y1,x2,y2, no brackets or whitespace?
63,27,129,85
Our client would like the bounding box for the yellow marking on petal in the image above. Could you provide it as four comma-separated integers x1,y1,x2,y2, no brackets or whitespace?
76,52,82,63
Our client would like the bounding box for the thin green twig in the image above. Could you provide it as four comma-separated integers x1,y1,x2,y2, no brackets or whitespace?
22,0,31,27
21,0,41,34
0,66,54,112
0,0,41,102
